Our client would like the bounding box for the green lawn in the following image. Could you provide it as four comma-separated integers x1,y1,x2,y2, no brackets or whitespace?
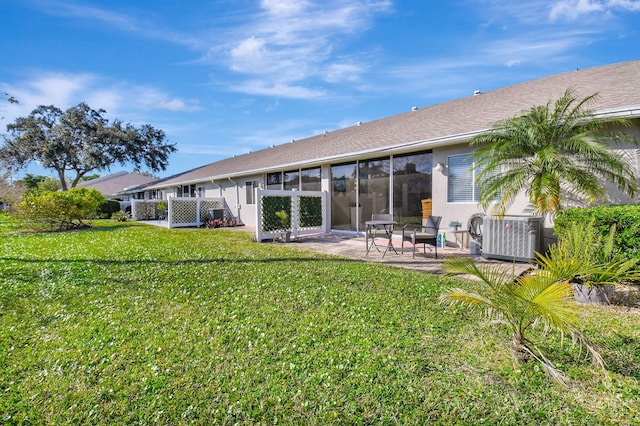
0,211,23,234
1,221,638,424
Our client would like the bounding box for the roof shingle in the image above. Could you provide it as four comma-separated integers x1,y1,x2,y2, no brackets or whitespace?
147,60,640,189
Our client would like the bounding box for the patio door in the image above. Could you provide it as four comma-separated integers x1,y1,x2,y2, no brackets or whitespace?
358,157,390,230
330,163,358,231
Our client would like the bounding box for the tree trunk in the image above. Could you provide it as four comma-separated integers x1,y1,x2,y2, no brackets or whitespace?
511,336,529,363
58,170,68,191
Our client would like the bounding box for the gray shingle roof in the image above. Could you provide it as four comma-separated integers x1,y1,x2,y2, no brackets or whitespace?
147,60,640,189
78,172,157,198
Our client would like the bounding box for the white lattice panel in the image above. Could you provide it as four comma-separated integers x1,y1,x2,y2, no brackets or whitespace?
170,199,198,226
256,190,327,241
131,200,159,221
199,199,225,222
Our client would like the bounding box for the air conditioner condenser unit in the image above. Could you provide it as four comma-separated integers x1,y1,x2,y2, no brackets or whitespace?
482,215,544,263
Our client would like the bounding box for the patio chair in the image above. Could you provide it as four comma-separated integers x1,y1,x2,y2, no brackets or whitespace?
401,216,442,258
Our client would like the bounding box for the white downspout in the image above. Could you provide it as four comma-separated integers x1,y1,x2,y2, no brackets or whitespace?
228,177,240,222
211,179,222,197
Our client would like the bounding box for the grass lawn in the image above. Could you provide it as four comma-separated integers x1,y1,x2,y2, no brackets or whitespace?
1,221,638,424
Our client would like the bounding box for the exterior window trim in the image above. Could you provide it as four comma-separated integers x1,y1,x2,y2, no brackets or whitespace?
447,153,481,203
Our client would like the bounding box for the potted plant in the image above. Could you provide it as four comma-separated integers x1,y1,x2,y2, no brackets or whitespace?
536,221,640,304
273,210,291,242
449,220,461,231
156,200,168,220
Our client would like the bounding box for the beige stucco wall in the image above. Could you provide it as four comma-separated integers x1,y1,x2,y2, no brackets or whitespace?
144,121,638,237
431,123,640,244
430,143,534,238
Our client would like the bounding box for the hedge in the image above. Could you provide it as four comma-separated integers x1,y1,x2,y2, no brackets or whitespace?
554,204,640,260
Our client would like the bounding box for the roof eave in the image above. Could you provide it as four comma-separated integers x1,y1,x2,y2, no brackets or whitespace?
131,103,640,192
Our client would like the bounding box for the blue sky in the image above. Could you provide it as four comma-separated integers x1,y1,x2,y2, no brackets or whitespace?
1,0,639,180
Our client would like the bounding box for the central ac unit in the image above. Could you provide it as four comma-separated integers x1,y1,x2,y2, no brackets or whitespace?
482,216,544,263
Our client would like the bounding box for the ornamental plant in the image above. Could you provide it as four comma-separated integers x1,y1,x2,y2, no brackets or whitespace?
440,257,604,384
15,187,105,231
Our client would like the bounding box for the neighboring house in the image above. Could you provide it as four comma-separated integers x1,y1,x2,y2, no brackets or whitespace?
120,60,640,234
77,171,157,206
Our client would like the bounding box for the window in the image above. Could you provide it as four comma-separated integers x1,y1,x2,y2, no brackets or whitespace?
177,184,196,197
301,167,321,191
266,172,282,190
393,151,432,223
330,163,357,231
447,154,481,203
283,170,300,190
246,181,256,204
198,187,205,198
359,157,390,228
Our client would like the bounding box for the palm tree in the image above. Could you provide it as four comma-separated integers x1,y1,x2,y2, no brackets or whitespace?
440,257,604,384
471,88,639,217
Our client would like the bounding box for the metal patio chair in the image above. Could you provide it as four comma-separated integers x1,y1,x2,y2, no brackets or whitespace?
401,215,442,258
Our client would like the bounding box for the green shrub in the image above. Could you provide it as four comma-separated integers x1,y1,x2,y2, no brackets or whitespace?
98,199,121,219
554,205,640,260
111,210,131,222
15,187,105,231
538,220,640,286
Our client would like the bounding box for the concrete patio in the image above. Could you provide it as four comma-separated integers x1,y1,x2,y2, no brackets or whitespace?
278,232,640,307
278,231,534,278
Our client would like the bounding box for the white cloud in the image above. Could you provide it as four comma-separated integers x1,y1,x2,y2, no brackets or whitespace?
230,80,326,99
36,0,139,31
24,0,393,100
550,0,605,20
549,0,640,20
229,37,270,73
260,0,311,17
212,0,392,98
29,0,201,48
609,0,640,10
324,63,365,83
0,71,200,126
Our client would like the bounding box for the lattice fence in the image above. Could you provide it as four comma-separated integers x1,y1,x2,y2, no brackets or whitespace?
131,200,167,221
132,198,226,228
168,197,225,228
256,189,327,242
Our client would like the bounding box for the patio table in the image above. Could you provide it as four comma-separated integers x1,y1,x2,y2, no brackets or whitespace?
449,228,470,251
365,220,398,258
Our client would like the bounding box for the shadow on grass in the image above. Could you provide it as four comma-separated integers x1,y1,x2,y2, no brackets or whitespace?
604,333,640,380
0,255,363,266
1,222,139,236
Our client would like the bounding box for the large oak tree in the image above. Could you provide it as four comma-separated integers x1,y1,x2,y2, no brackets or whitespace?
1,103,176,190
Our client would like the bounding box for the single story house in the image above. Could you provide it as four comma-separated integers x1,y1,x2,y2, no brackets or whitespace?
120,60,640,240
77,171,157,209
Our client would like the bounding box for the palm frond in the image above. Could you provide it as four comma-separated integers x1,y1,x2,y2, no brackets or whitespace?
571,330,606,370
470,88,639,215
525,279,579,331
442,257,512,287
439,288,501,311
522,339,569,385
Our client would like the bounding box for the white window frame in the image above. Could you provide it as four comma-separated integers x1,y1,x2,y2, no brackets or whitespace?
447,154,482,203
